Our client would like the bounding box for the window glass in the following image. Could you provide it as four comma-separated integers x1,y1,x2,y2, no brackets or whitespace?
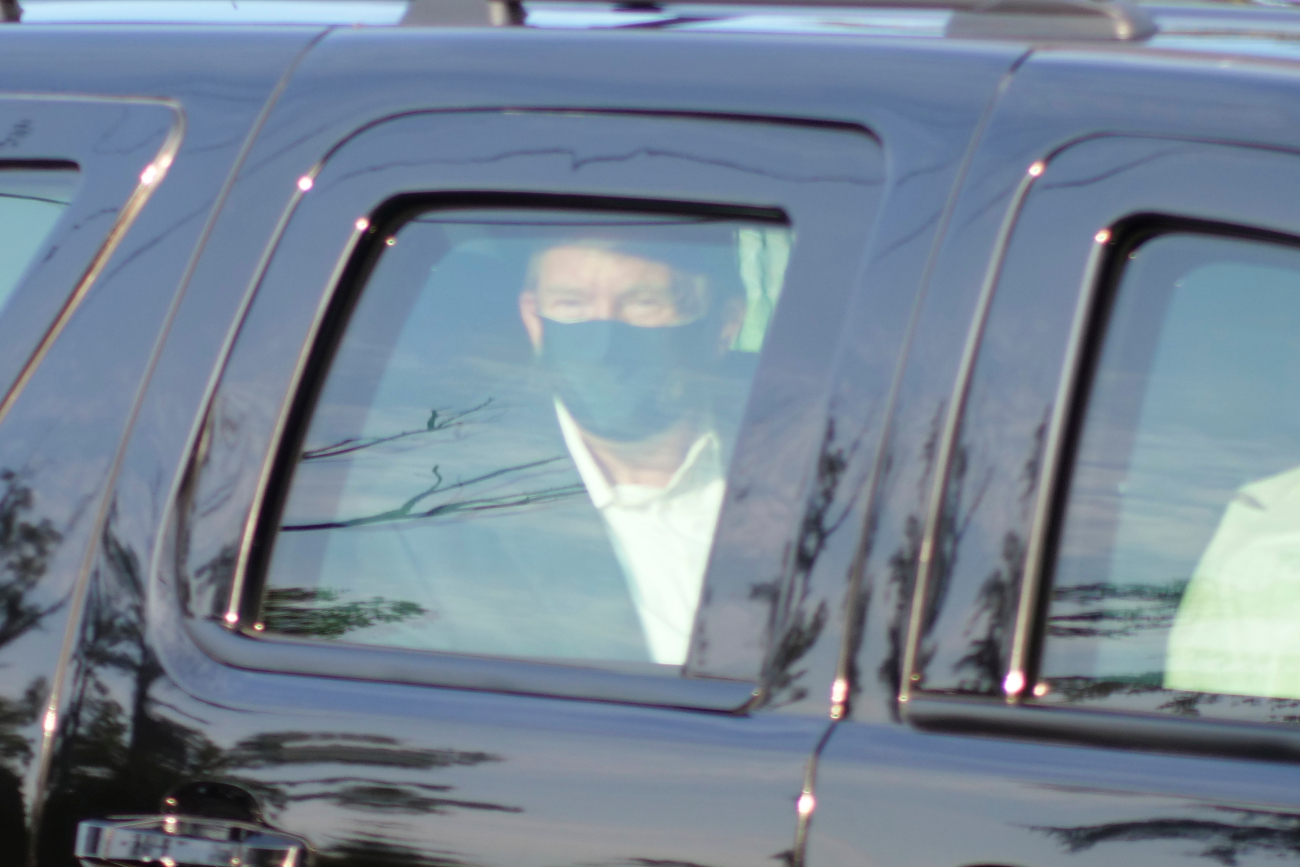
0,166,78,313
1039,232,1300,721
259,207,792,671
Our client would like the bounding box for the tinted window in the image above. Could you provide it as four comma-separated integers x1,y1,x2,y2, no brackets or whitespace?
1038,232,1300,721
0,166,77,312
258,207,791,671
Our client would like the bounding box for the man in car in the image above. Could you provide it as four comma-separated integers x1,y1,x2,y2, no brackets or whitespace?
517,239,746,666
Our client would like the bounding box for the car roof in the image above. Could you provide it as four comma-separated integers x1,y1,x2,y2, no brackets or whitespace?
9,0,1300,65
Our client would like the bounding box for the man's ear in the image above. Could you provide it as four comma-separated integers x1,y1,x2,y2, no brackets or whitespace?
519,290,544,353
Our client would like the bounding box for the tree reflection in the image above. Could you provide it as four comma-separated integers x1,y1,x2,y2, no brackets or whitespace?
316,830,476,867
1035,805,1300,865
42,502,519,865
281,456,583,533
261,588,426,638
910,429,991,691
1047,580,1186,640
946,411,1046,694
284,399,584,534
224,731,500,773
300,400,494,463
0,468,63,647
0,468,69,856
289,780,522,815
952,529,1023,693
867,404,943,717
757,418,861,707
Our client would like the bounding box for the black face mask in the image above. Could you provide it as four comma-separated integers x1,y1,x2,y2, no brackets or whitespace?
541,318,717,443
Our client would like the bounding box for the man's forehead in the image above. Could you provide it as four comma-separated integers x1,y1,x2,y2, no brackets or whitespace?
535,244,673,285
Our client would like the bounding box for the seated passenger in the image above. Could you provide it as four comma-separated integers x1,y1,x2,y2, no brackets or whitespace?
1165,464,1300,699
274,231,750,667
518,241,745,664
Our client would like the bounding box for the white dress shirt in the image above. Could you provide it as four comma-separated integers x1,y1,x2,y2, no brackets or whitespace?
555,401,725,666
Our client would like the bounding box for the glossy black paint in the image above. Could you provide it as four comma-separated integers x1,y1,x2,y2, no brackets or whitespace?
815,47,1300,867
11,14,1300,867
0,26,326,866
46,26,1022,867
188,110,885,701
0,94,178,858
192,25,1025,709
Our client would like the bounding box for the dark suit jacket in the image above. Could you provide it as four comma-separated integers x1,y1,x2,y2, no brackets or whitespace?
270,390,653,665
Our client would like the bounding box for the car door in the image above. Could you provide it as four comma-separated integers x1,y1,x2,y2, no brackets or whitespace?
0,28,344,865
0,94,180,859
36,27,1024,867
812,42,1300,867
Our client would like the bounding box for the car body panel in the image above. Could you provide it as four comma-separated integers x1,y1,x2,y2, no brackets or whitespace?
0,25,324,863
3,9,1300,867
20,25,1025,867
814,44,1300,867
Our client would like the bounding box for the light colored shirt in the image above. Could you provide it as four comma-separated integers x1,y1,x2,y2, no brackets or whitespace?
555,401,725,666
1165,464,1300,699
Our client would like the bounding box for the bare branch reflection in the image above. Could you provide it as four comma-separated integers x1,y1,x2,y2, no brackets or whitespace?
1035,805,1300,865
758,418,862,706
262,588,426,638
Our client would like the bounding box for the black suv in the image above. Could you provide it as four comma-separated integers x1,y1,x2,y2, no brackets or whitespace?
5,1,1300,865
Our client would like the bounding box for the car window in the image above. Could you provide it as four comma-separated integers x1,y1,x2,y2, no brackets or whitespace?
258,206,791,672
1037,231,1300,721
0,166,78,313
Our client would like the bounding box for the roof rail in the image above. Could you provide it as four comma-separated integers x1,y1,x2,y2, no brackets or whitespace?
488,0,1155,40
947,0,1154,40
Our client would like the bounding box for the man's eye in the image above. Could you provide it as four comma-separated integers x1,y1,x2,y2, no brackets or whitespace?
626,294,670,311
547,298,587,314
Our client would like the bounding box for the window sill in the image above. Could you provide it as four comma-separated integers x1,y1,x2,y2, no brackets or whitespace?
186,617,758,712
904,693,1300,763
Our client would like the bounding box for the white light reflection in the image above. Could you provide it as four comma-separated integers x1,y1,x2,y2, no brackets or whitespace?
830,677,848,704
139,153,174,186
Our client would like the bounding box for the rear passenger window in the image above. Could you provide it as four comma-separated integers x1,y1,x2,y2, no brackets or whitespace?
259,206,790,671
0,165,77,312
1038,232,1300,721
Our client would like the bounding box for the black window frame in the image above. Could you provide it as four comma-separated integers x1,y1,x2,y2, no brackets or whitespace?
901,134,1300,763
249,192,790,684
172,108,885,712
0,97,181,422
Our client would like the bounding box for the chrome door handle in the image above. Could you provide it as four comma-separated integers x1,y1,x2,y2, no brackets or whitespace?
75,814,304,867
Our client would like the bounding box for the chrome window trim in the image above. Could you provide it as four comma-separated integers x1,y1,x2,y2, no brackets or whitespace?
899,134,1300,739
171,108,884,709
898,149,1049,709
1001,217,1113,705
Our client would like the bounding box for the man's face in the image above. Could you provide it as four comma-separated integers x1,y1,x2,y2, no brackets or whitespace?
519,242,745,445
520,245,704,349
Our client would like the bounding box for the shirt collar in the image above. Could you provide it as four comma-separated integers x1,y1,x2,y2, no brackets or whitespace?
554,399,721,510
